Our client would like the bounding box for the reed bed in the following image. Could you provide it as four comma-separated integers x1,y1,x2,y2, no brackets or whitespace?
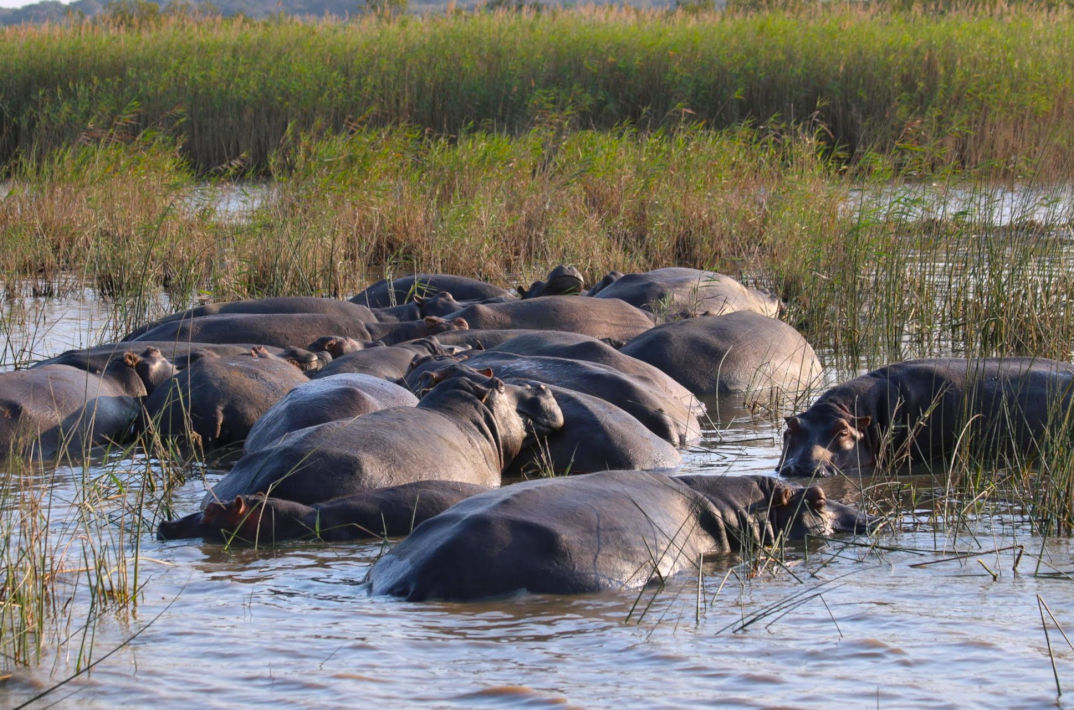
1,4,1073,176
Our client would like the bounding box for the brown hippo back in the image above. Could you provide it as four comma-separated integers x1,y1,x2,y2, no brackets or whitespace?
444,296,654,341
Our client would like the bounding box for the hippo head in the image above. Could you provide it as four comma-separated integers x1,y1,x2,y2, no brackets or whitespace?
123,346,177,395
763,481,874,540
308,335,372,359
278,346,333,373
520,265,586,298
422,315,469,335
416,292,465,317
778,408,875,478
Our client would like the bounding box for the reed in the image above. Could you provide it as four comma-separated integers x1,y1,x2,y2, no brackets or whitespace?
1,4,1073,176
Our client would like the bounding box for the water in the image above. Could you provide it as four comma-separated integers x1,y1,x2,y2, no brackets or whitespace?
4,396,1074,708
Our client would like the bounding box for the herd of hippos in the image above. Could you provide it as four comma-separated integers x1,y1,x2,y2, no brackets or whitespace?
5,265,1074,600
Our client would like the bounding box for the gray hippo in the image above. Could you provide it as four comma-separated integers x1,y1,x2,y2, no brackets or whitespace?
487,331,700,413
0,347,169,461
140,347,308,453
518,265,586,299
778,357,1074,478
36,340,330,375
244,374,418,453
620,311,823,406
367,471,873,601
588,267,781,319
203,377,564,506
309,337,465,381
122,297,380,340
351,273,513,308
443,296,655,341
157,480,488,543
129,313,468,348
409,351,703,446
413,364,681,476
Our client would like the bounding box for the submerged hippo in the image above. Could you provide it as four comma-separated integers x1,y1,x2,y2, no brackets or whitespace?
140,347,308,453
518,265,586,299
408,351,703,446
351,273,513,308
443,296,655,342
129,313,467,349
367,471,873,601
588,267,781,319
204,377,564,505
413,364,681,476
244,374,419,453
779,357,1074,478
0,347,167,461
36,340,329,375
122,297,379,340
157,480,488,543
620,311,824,406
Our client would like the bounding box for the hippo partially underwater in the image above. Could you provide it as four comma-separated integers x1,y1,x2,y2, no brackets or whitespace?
367,470,873,601
779,357,1074,478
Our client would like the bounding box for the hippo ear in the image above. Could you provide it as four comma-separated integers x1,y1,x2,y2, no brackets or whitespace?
784,415,802,433
853,416,872,431
123,351,140,367
516,284,528,297
423,316,446,326
805,486,827,509
476,367,494,378
771,482,794,508
451,317,469,330
491,377,506,393
232,496,248,517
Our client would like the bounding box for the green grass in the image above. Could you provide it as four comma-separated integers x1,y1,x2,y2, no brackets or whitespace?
1,4,1073,176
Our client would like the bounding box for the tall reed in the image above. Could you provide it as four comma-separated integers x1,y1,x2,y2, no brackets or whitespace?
2,4,1073,176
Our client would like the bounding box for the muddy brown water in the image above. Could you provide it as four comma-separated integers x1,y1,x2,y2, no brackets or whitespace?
4,294,1074,708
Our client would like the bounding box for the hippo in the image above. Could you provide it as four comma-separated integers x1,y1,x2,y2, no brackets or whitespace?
413,364,681,476
486,331,700,413
588,267,781,320
0,347,167,461
157,480,488,543
140,347,308,454
778,357,1074,478
351,273,513,308
408,351,703,446
122,297,380,340
309,337,465,381
443,296,655,341
366,292,468,323
244,374,418,453
620,311,824,407
367,471,873,601
35,340,329,375
518,265,586,299
128,313,468,349
203,377,564,506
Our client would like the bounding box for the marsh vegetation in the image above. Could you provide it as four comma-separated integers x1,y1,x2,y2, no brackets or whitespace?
3,1,1074,704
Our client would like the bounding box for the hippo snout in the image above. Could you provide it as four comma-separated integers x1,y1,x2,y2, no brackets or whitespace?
778,460,837,478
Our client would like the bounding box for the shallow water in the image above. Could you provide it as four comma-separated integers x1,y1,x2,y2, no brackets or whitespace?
5,301,1074,708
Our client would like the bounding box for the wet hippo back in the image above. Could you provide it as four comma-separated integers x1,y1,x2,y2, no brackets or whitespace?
620,311,823,406
368,471,871,601
444,296,655,341
590,267,780,319
351,274,512,308
244,374,418,453
204,377,564,505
